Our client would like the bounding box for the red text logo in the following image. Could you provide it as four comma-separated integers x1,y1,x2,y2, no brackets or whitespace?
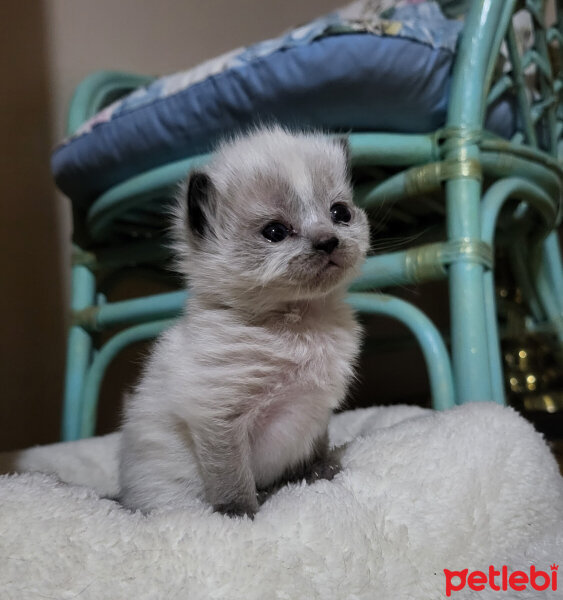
444,564,558,596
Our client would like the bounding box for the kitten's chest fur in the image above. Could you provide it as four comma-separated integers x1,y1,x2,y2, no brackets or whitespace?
241,299,361,486
146,295,362,489
266,302,359,397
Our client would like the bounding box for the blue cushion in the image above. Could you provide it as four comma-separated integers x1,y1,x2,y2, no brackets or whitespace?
51,4,515,206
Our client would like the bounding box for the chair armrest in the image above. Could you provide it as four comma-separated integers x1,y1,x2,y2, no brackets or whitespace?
67,70,156,135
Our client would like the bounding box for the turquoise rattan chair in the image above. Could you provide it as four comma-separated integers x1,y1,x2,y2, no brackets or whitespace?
60,0,563,440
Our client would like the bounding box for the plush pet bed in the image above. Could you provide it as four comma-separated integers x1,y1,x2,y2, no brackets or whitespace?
1,403,562,599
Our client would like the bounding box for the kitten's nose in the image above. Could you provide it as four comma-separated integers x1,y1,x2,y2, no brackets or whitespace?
314,236,339,254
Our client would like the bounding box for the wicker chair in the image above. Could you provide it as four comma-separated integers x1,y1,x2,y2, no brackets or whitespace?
59,0,563,440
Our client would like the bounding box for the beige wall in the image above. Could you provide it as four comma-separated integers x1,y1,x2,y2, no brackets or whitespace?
0,0,343,450
45,0,344,141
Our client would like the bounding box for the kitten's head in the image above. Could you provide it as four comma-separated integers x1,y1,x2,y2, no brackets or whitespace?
173,126,369,310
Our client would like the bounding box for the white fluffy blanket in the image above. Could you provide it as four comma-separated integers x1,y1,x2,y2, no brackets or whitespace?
1,403,562,600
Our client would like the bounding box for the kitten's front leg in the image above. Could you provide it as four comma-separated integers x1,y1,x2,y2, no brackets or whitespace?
193,423,258,518
282,431,341,484
302,431,342,484
257,431,342,505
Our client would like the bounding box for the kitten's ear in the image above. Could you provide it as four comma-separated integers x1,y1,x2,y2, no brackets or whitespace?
336,136,351,166
186,170,214,237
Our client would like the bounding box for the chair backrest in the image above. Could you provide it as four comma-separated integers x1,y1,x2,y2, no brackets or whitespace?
449,0,561,157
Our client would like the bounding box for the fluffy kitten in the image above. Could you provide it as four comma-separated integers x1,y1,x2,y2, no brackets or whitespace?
119,126,370,517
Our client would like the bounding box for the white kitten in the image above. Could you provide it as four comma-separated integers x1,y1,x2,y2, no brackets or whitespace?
119,126,370,516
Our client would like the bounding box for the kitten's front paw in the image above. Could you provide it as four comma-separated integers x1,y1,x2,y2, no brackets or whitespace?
305,454,341,484
256,488,274,505
213,501,257,519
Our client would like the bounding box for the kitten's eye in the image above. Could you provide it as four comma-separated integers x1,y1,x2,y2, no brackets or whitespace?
262,221,289,242
330,203,352,224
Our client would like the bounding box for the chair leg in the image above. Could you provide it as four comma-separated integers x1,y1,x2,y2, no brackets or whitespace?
543,232,563,313
531,240,563,344
79,319,174,438
445,177,493,403
347,293,456,410
483,267,507,404
510,243,545,322
62,260,96,441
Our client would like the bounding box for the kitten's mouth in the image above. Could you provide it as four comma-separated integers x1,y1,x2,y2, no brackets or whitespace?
324,256,344,270
316,260,338,274
316,256,346,278
324,261,341,273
